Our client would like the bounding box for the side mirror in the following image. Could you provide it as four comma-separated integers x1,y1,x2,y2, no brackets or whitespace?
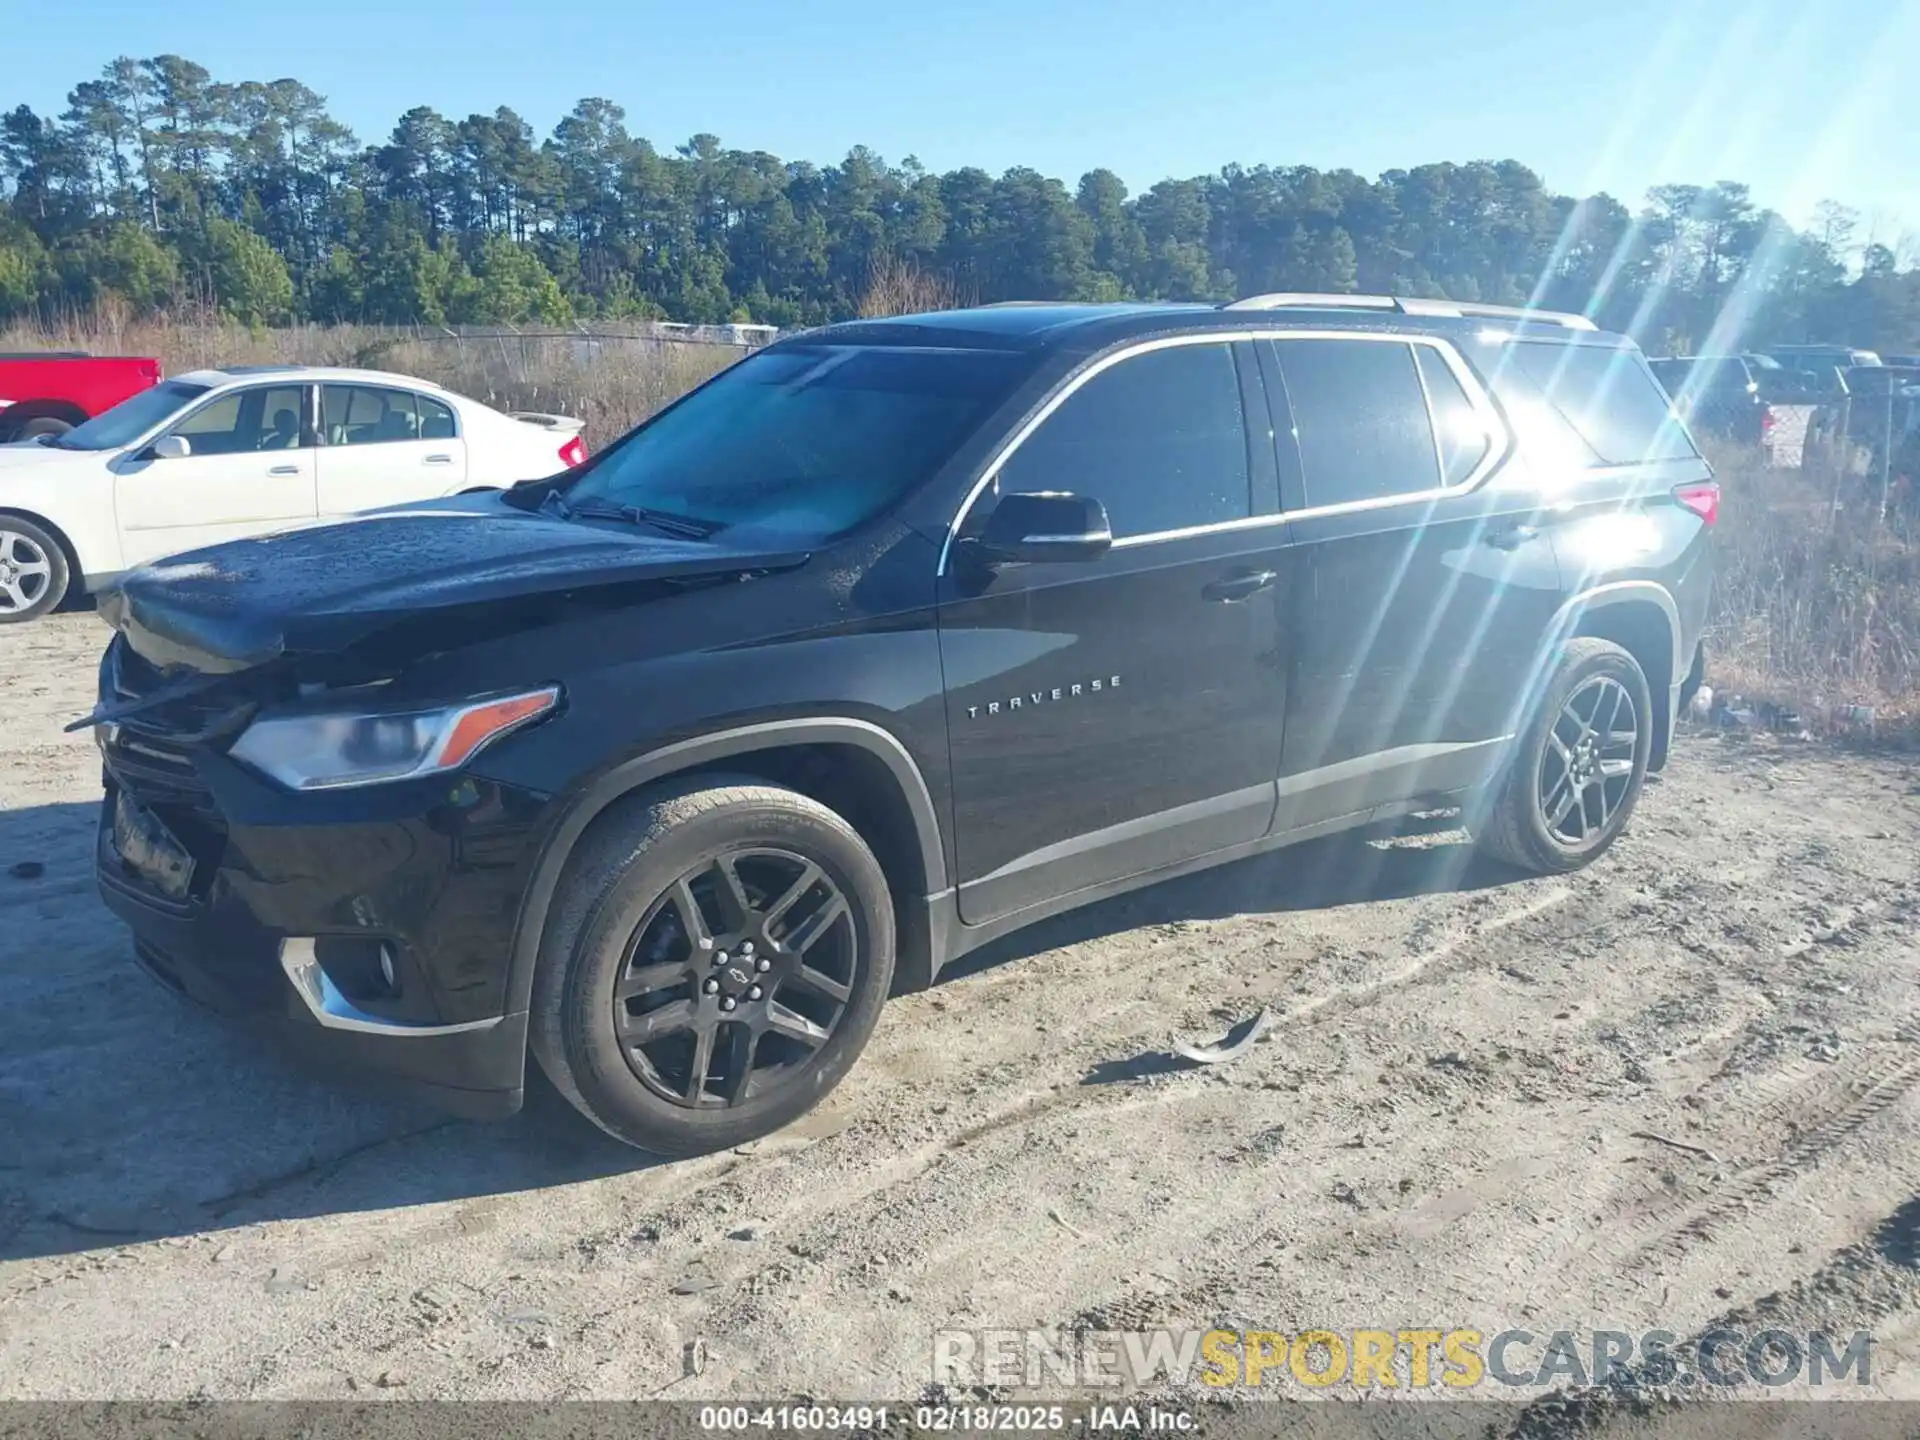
967,491,1113,565
148,435,191,460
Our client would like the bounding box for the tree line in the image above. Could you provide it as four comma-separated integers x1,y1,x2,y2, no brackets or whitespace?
2,54,1917,353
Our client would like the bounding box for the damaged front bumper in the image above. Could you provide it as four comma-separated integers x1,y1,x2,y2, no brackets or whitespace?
94,728,549,1120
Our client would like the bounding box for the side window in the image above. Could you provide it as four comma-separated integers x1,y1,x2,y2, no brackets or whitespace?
1489,343,1697,466
418,394,457,440
167,386,305,456
993,342,1250,539
170,394,245,455
323,386,421,447
1414,346,1493,487
1271,339,1439,508
254,388,306,451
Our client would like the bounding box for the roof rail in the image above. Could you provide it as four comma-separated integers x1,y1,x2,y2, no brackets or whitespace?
1221,292,1597,331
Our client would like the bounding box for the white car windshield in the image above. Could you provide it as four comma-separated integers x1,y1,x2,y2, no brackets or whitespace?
54,381,212,452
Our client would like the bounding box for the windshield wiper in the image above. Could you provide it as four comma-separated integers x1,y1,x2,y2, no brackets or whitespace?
563,498,724,540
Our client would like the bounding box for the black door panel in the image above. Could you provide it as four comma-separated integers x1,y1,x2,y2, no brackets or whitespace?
1260,336,1563,829
1278,490,1563,824
938,338,1288,925
941,530,1288,921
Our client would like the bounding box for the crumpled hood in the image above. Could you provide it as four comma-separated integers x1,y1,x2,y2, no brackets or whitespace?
98,500,808,674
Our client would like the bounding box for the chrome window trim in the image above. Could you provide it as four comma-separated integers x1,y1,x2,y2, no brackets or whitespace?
938,329,1514,574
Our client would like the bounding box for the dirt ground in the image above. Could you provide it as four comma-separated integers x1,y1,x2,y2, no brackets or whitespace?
3,610,1919,1422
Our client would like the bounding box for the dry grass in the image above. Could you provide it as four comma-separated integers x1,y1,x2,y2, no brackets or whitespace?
856,255,970,318
1707,444,1920,738
1,303,740,446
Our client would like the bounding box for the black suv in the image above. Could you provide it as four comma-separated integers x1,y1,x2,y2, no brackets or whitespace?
82,296,1716,1155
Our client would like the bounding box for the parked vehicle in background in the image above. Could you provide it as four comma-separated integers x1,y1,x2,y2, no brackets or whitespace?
1648,354,1781,445
0,352,161,442
1647,353,1829,466
1766,344,1883,373
81,295,1715,1155
0,365,587,623
1843,364,1920,488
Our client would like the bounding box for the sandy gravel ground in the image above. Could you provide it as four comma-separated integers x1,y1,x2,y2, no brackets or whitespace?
2,611,1919,1425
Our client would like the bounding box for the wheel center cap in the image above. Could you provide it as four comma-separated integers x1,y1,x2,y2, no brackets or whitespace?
707,940,771,1004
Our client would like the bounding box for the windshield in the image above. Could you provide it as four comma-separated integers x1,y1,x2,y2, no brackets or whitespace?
558,344,1023,541
56,381,212,451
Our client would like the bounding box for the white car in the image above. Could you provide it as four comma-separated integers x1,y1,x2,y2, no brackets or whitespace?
0,365,587,623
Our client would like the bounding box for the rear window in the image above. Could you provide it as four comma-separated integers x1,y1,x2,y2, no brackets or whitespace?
1487,343,1696,467
1648,360,1691,392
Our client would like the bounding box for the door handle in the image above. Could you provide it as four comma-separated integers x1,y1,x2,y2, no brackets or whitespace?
1203,568,1278,603
267,465,301,476
1483,523,1539,551
423,453,454,465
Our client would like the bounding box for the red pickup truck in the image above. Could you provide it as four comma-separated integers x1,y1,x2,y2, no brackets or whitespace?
0,353,162,442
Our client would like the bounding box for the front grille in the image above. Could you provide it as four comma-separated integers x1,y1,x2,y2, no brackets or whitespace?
101,639,240,886
111,644,256,744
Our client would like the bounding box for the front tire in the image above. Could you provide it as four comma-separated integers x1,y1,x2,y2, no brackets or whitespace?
0,516,71,624
529,778,895,1156
1476,637,1653,874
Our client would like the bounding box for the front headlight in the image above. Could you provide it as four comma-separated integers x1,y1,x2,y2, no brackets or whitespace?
228,686,560,791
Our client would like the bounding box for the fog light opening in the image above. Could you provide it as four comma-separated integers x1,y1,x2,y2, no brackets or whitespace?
378,944,399,996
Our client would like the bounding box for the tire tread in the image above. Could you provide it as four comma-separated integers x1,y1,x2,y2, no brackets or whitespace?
1476,637,1653,875
528,776,892,1155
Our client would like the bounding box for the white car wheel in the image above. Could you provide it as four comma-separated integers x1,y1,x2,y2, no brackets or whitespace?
0,518,70,623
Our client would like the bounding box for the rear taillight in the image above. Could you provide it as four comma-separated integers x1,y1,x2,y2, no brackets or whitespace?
1760,405,1776,436
558,435,587,468
1674,481,1720,527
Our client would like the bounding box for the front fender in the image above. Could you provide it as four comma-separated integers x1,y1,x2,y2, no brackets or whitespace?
0,467,122,580
497,716,949,1021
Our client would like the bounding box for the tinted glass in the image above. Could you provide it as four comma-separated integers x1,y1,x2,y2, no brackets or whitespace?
418,395,456,440
323,386,422,446
168,385,304,456
1415,346,1492,486
55,381,210,451
995,342,1250,538
566,344,1022,541
1272,339,1439,507
174,394,243,445
1494,343,1696,465
1648,360,1690,393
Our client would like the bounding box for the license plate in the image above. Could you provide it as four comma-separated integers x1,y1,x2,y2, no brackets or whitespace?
112,792,195,900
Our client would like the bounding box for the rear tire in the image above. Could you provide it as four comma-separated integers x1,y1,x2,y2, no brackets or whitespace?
0,516,71,624
529,777,894,1156
1476,637,1653,874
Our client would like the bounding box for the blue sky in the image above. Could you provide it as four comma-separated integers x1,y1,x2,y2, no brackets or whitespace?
6,0,1918,241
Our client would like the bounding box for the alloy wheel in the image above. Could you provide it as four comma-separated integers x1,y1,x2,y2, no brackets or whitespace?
611,847,857,1108
1538,673,1639,846
0,530,53,614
